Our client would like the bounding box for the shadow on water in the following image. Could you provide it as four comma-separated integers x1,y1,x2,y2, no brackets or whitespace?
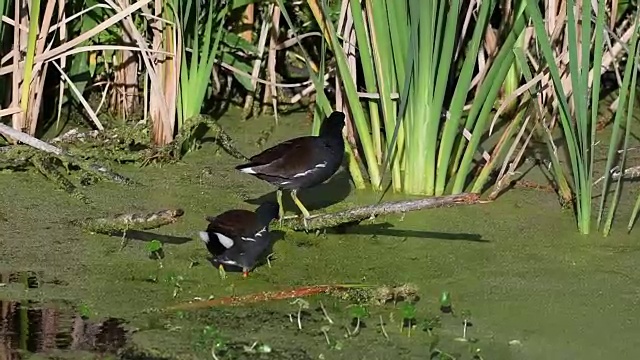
244,170,353,213
0,299,128,359
336,223,488,242
111,230,193,245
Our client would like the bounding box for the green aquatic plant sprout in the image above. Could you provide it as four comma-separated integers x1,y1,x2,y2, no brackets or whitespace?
291,298,310,330
78,303,92,319
170,275,184,298
196,325,228,360
399,302,417,337
423,315,441,337
439,291,452,313
320,325,331,345
146,239,164,282
454,310,475,343
147,240,164,260
348,304,369,336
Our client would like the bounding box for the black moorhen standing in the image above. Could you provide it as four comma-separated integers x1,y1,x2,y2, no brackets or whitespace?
198,201,280,278
235,111,346,227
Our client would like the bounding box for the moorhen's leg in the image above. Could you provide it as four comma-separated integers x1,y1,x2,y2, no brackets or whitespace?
276,189,284,225
290,189,310,229
218,264,226,280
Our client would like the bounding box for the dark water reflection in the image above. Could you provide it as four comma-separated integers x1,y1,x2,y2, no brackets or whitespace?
0,300,128,359
0,271,43,289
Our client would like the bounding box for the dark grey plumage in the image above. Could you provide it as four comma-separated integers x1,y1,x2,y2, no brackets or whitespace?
234,111,346,223
199,201,279,277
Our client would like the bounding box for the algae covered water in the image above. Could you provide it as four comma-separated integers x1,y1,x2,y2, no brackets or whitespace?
2,111,640,359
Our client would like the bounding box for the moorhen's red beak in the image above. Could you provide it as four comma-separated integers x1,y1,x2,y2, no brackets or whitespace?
242,271,249,278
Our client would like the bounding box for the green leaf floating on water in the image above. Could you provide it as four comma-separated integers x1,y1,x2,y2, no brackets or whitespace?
400,302,416,320
439,291,453,314
349,304,369,319
146,239,163,253
440,291,451,307
78,303,91,318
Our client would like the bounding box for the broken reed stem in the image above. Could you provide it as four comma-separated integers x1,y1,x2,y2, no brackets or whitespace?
280,193,482,231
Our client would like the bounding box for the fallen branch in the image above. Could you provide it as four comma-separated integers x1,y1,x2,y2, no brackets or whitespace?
72,208,185,235
0,123,134,184
280,193,482,231
165,284,373,311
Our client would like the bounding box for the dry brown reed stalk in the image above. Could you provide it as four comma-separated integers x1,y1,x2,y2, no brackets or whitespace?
2,0,153,141
263,4,280,121
149,0,179,145
334,0,348,119
528,0,628,129
240,2,254,42
335,0,359,158
0,107,21,118
55,0,67,131
242,4,271,119
105,0,177,145
0,1,151,75
24,0,58,135
10,0,27,137
111,0,140,121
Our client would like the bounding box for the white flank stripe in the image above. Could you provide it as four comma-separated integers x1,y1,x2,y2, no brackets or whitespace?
241,237,256,242
315,162,327,168
293,169,314,178
239,167,256,174
219,258,241,267
198,231,210,243
215,232,235,248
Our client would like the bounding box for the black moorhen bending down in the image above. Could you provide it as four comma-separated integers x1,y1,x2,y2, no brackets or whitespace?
198,201,279,278
235,111,346,227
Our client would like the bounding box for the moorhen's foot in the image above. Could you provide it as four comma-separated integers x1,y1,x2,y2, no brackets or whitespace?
301,215,310,230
